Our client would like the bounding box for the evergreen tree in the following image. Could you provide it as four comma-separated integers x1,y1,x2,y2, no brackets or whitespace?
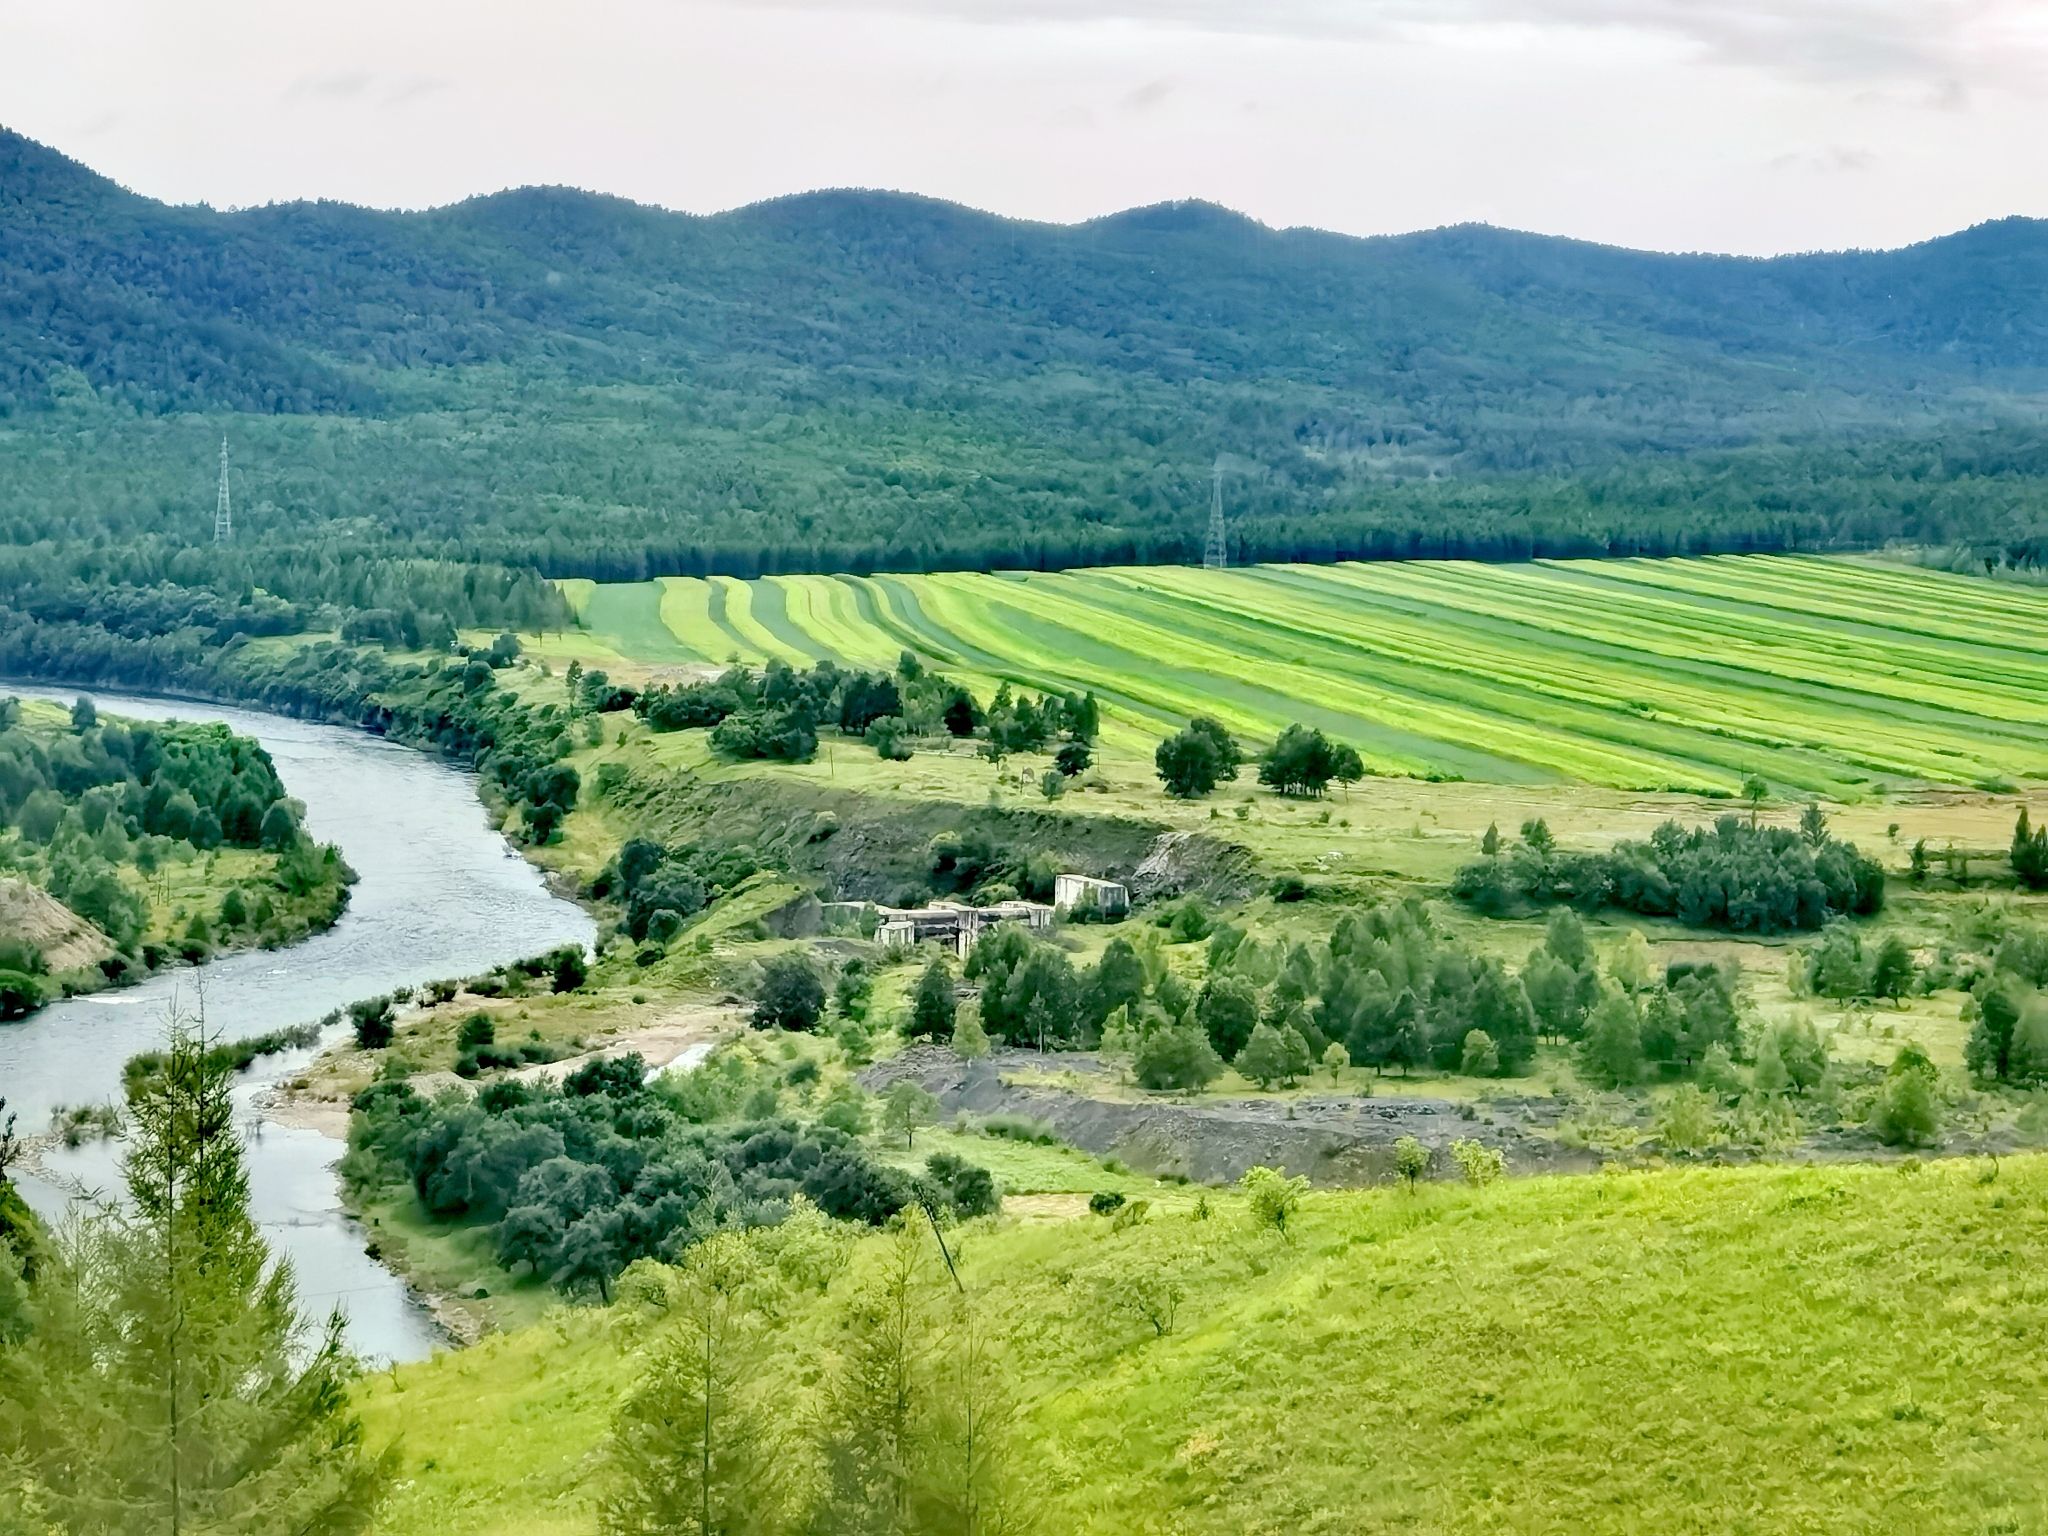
0,1020,390,1532
2011,998,2048,1085
809,1223,934,1535
907,959,957,1042
599,1233,785,1536
2014,808,2048,891
1966,984,2021,1082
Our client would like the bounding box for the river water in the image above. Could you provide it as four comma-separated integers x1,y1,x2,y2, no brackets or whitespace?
0,685,595,1363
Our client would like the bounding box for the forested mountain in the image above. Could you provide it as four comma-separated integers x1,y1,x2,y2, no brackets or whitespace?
3,125,2046,593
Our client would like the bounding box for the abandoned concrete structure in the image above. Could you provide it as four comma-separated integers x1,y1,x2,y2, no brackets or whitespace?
1053,873,1130,915
872,899,1054,957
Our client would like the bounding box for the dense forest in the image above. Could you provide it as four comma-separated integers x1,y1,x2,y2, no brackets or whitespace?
5,126,2048,711
0,697,350,1012
5,128,2048,589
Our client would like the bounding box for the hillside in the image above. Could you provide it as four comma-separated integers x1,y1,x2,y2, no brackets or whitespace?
358,1157,2048,1535
4,127,2048,587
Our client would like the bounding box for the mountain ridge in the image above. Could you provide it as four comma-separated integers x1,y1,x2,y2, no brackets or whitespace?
8,125,2041,262
3,125,2046,583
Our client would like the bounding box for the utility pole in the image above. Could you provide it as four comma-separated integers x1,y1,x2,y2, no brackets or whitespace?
1202,461,1229,570
213,436,232,544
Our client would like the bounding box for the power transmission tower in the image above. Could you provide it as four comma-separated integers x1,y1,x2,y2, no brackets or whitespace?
1202,462,1229,569
213,435,233,544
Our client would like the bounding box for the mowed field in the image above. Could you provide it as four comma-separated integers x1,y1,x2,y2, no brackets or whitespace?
558,556,2048,797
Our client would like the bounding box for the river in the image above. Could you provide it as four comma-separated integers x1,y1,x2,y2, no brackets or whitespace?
0,685,595,1364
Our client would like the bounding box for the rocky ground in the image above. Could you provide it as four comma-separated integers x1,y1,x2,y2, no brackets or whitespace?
863,1046,1599,1186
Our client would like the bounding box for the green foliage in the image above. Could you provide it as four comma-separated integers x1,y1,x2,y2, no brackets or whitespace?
0,1022,391,1530
349,1065,911,1302
1255,724,1365,799
2013,808,2048,891
1872,1051,1943,1147
1239,1166,1309,1237
598,1232,784,1536
882,1081,941,1149
950,1009,990,1061
1235,1022,1313,1090
1392,1136,1431,1188
1195,974,1260,1062
1455,815,1885,934
1449,1138,1506,1186
754,953,826,1032
1154,718,1240,800
908,958,957,1042
1133,1024,1225,1092
921,1151,999,1220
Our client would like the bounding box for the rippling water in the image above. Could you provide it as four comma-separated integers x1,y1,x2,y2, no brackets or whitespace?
1,684,595,1362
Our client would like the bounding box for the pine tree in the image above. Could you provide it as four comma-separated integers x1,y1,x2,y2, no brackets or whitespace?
810,1223,934,1535
600,1232,784,1536
2013,808,2048,891
1966,985,2021,1082
0,1019,390,1533
2011,998,2048,1085
908,958,956,1042
909,1297,1034,1536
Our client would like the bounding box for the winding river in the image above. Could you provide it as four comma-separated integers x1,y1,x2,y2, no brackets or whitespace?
1,685,595,1364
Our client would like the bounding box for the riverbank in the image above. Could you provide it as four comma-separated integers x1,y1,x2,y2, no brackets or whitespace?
268,993,746,1338
1,684,595,1364
0,693,356,1021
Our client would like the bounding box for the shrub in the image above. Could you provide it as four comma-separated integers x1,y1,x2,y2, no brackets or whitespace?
457,1012,496,1050
1449,1138,1505,1186
1133,1023,1224,1092
350,995,396,1050
1088,1190,1127,1216
1240,1165,1309,1236
1392,1135,1430,1188
753,954,825,1032
922,1151,999,1219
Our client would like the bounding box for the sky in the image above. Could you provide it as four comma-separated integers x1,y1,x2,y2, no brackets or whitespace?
3,0,2045,255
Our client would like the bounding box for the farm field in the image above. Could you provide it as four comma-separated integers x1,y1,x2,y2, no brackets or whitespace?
558,555,2048,798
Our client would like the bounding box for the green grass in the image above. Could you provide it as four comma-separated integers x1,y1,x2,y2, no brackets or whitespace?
873,1123,1170,1197
560,555,2048,797
358,1154,2048,1536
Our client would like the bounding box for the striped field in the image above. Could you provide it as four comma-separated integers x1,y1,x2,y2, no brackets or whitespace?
558,556,2048,797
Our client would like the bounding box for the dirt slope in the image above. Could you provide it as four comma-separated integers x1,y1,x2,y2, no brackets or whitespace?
0,876,115,975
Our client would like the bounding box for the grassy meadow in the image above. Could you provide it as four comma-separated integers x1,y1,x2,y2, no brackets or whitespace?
361,1155,2048,1536
555,556,2048,798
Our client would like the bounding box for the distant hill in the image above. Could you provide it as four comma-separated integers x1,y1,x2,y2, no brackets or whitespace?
2,126,2046,579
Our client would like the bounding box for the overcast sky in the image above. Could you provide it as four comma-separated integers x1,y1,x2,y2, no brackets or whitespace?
4,0,2044,255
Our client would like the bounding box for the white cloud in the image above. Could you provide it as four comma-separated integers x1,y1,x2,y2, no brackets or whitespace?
739,0,2035,88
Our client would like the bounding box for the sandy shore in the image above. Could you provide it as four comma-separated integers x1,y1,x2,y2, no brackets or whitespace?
263,1001,748,1141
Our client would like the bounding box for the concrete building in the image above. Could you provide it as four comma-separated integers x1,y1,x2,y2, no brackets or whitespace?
1053,873,1130,916
873,898,1053,957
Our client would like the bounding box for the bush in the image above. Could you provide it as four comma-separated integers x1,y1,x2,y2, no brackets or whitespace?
753,954,826,1032
1449,1138,1505,1185
1392,1135,1430,1188
457,1012,496,1050
923,1151,999,1219
1872,1051,1942,1147
350,995,396,1050
1240,1165,1309,1236
1133,1023,1224,1092
1088,1190,1127,1216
